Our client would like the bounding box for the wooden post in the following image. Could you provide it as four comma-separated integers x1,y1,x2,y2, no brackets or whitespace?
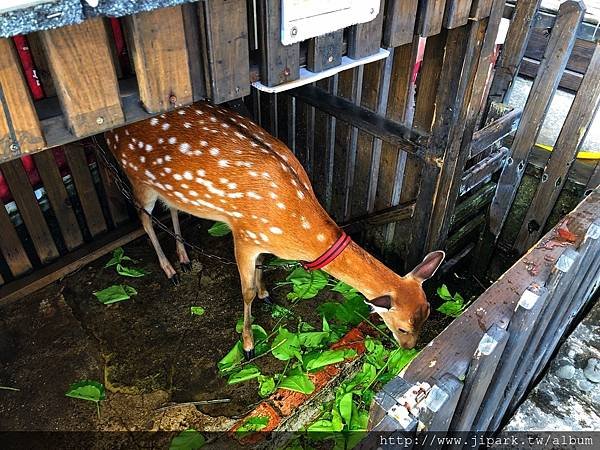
347,0,385,59
40,18,124,137
0,198,33,277
257,0,299,87
514,42,600,252
418,0,449,37
198,0,250,103
0,38,45,159
382,0,418,47
181,2,207,101
488,1,585,241
470,0,494,19
469,107,522,159
307,32,343,73
444,0,474,29
126,6,193,113
459,147,509,196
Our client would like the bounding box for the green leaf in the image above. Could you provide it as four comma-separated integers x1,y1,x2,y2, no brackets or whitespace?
271,327,302,362
270,304,294,319
93,285,137,304
338,392,353,426
236,416,269,437
307,419,335,432
286,267,329,300
227,365,261,384
169,429,205,450
331,281,359,300
350,407,369,432
267,258,299,269
104,247,136,268
116,264,147,278
258,375,276,397
387,348,419,376
190,306,205,316
207,221,231,237
218,341,244,374
279,367,315,394
65,380,106,403
437,284,452,301
304,349,355,372
364,338,386,369
298,331,329,349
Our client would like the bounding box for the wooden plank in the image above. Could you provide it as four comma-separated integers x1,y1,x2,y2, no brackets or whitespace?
32,149,83,251
198,0,250,103
486,0,542,105
257,0,300,87
460,147,509,196
0,38,45,159
382,0,418,47
489,1,586,239
126,6,193,113
524,29,595,75
451,181,496,228
418,0,448,37
470,107,522,158
26,33,56,97
182,2,207,101
449,324,509,433
63,143,107,237
40,18,124,137
444,0,473,29
587,162,600,191
472,283,549,432
0,198,33,277
0,221,145,305
342,201,415,234
446,213,485,255
307,31,343,73
471,0,494,19
289,84,425,158
347,0,385,59
514,42,600,253
312,77,337,207
1,159,59,263
519,57,583,93
94,139,130,227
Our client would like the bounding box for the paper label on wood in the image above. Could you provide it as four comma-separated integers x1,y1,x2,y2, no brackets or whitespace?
281,0,380,45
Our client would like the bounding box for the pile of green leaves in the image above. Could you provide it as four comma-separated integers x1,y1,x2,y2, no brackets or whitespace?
436,284,467,317
93,247,147,304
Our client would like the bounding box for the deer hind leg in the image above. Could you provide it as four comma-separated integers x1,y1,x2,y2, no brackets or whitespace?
170,208,191,272
132,186,179,284
254,254,272,305
234,240,260,360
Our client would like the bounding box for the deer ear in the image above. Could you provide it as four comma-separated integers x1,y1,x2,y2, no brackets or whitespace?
368,295,392,313
410,251,445,283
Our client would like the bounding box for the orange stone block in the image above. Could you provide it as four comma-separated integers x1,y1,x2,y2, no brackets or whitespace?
229,402,281,445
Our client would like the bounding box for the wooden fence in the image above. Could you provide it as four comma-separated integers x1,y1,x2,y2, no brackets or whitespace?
369,188,600,434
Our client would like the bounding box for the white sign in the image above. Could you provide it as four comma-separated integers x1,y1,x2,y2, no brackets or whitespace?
281,0,380,46
0,0,57,14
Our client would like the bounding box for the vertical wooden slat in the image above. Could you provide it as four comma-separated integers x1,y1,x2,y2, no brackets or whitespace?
347,1,385,59
95,140,130,227
0,38,45,159
382,0,418,48
63,143,108,237
182,2,207,101
470,0,494,19
126,6,193,113
587,163,600,191
488,1,585,239
486,0,542,105
198,0,250,103
418,0,449,37
444,0,473,29
26,33,56,97
307,31,343,73
40,18,124,137
32,150,83,251
1,159,59,263
257,0,300,87
514,43,600,252
0,199,33,277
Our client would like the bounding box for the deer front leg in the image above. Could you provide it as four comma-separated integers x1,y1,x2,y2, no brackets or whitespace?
170,208,191,272
254,254,272,305
235,242,259,360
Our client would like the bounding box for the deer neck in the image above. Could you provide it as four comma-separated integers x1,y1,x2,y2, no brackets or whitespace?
321,241,402,300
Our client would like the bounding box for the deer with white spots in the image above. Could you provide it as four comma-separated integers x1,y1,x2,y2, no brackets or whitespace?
106,102,445,359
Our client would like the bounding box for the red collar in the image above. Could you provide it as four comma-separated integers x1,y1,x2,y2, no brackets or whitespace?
301,231,351,271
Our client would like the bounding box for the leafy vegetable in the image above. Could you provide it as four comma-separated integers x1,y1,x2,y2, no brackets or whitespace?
270,304,294,319
228,365,261,384
169,429,205,450
93,284,137,304
190,306,205,316
436,284,467,317
279,367,315,394
236,416,269,437
267,257,299,269
207,221,231,237
65,380,106,418
116,264,147,278
271,327,302,362
286,268,329,300
304,349,356,372
258,375,276,397
217,341,245,374
104,247,135,268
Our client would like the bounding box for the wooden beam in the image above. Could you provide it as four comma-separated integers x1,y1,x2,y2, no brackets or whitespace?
489,1,585,239
0,38,45,159
470,107,522,158
0,197,32,277
418,0,448,37
181,2,207,101
460,147,509,196
382,0,418,47
514,42,600,253
198,0,250,103
519,57,583,93
40,18,124,137
94,140,130,227
470,0,494,19
289,84,426,159
347,0,385,59
343,201,415,234
126,6,193,113
524,29,594,75
451,181,496,228
307,31,343,73
444,0,473,29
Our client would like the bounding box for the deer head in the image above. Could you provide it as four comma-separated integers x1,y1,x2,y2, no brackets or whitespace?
368,251,445,349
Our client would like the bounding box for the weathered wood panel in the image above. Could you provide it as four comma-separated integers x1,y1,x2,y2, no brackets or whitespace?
181,2,207,101
489,1,585,239
418,0,448,37
460,147,509,196
471,0,494,19
198,0,250,103
0,38,45,159
470,107,522,158
307,31,343,73
126,6,193,113
444,0,473,29
0,198,32,277
514,42,600,252
40,18,124,136
383,0,418,47
524,29,594,75
347,0,385,59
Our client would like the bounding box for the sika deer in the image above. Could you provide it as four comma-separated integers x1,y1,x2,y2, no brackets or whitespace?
105,102,444,358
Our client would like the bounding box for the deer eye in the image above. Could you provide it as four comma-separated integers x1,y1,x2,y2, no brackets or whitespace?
398,328,409,334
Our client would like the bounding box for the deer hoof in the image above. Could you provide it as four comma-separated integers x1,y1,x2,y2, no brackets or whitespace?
244,349,255,361
170,274,181,286
181,263,192,273
261,295,273,305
